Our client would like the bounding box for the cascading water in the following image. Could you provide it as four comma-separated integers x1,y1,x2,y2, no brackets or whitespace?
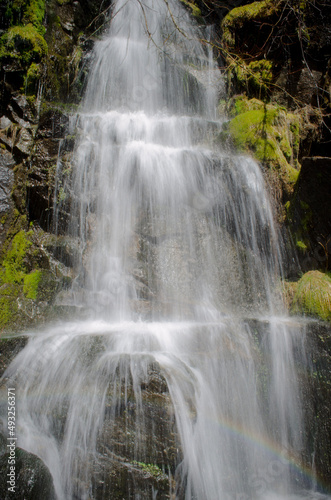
1,0,329,499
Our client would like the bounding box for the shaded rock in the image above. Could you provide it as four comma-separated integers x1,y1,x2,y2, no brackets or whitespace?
14,128,34,157
301,321,331,489
0,150,15,248
0,151,14,213
274,67,323,108
0,336,28,378
287,157,331,272
0,448,56,500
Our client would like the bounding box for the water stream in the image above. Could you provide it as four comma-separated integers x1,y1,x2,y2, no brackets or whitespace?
1,0,329,498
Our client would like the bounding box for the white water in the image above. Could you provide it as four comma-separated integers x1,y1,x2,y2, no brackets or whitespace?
1,0,329,498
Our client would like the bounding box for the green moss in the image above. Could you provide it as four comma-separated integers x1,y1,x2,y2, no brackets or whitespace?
296,240,308,251
132,461,165,479
0,23,48,69
222,0,279,48
24,0,46,35
291,271,331,321
0,297,14,326
1,230,32,285
25,62,42,93
179,0,202,21
232,58,273,97
0,230,42,300
3,0,46,33
23,269,42,299
224,98,300,190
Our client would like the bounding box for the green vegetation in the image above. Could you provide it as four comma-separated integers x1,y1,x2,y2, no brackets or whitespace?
0,24,48,66
0,230,42,328
132,461,166,479
4,0,46,34
23,269,42,299
179,0,202,22
228,57,274,98
290,271,331,321
25,61,42,93
1,230,33,285
222,0,281,48
222,97,300,190
0,0,47,95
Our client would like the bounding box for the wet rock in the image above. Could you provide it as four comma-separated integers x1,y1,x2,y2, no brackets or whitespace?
0,150,15,246
0,336,28,378
0,151,14,213
0,448,56,500
301,321,331,488
91,363,179,499
14,128,34,157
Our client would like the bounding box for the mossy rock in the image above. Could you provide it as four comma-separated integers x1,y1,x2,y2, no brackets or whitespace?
0,23,47,71
289,271,331,321
0,229,60,330
227,56,274,98
222,97,300,193
180,0,203,23
221,0,282,50
2,0,46,34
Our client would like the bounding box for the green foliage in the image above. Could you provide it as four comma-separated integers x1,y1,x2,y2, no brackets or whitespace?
291,271,331,321
0,297,14,326
25,61,42,92
24,0,46,34
296,240,308,251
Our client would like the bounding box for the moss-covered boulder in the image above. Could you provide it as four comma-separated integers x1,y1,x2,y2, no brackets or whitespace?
221,96,300,197
286,271,331,322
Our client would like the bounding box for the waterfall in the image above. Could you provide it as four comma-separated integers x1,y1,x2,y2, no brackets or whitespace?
1,0,328,499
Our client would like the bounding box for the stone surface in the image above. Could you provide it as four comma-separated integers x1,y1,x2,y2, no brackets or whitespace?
0,448,56,500
289,157,331,272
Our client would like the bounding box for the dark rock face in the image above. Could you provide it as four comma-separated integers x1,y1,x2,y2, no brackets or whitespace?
302,322,331,490
0,150,14,244
289,157,331,272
